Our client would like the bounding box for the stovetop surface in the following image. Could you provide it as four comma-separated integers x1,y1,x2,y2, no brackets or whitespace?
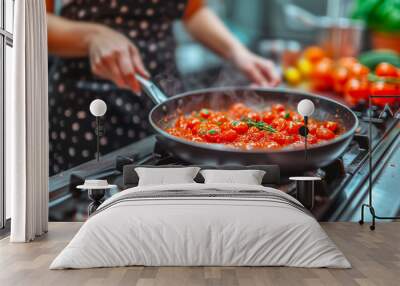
49,106,400,222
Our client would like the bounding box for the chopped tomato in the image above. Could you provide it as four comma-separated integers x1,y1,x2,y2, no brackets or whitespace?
221,129,238,142
272,118,287,131
166,104,341,150
316,127,335,140
325,121,338,132
262,111,275,124
205,127,221,142
199,108,211,119
286,121,302,135
247,112,261,122
231,121,249,134
375,62,398,78
187,118,201,129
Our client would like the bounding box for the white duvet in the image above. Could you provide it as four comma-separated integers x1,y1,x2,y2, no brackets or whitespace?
50,183,350,269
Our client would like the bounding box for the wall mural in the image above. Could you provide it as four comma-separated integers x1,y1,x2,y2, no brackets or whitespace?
46,0,400,224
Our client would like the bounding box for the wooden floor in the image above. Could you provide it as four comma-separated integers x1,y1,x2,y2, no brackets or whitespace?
0,222,399,286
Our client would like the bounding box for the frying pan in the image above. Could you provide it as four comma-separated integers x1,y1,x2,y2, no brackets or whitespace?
136,76,358,174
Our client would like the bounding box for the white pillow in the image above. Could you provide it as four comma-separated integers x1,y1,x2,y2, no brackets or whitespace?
200,169,266,185
135,167,200,186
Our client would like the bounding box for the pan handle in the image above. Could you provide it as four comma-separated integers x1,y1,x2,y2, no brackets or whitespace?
135,74,169,105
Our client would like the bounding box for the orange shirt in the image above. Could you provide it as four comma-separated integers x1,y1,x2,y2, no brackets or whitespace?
184,0,205,20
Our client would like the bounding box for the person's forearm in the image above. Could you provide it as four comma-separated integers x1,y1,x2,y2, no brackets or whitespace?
183,7,248,60
47,14,103,57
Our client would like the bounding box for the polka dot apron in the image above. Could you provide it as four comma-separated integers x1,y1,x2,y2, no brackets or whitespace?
49,0,188,175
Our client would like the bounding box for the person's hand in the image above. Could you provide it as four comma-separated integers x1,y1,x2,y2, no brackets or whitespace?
230,46,281,87
87,25,150,93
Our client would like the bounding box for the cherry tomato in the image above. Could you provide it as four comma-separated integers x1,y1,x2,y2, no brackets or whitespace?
247,112,261,122
271,133,289,145
200,108,211,119
370,81,398,106
375,62,398,78
349,63,369,78
187,118,201,129
333,66,349,94
286,121,302,135
262,111,275,124
303,46,326,63
325,121,338,132
344,77,369,104
205,127,221,142
221,129,238,142
337,57,358,69
310,58,334,91
231,121,249,134
316,127,335,140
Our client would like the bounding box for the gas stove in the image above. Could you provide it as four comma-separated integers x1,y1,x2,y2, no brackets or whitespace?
49,106,400,222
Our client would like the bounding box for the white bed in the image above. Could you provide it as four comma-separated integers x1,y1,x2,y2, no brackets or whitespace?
50,183,350,269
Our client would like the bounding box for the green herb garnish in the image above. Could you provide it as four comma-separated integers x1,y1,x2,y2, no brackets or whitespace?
208,129,218,135
284,112,291,119
231,121,240,127
243,119,276,133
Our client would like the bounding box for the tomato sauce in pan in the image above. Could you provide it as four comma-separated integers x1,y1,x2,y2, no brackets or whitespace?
166,103,341,150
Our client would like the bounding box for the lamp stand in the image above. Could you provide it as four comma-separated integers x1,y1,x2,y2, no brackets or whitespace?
299,116,309,161
94,116,104,162
359,95,400,230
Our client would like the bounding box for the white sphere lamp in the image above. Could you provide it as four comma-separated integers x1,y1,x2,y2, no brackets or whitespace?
90,99,107,117
297,99,315,161
297,99,315,117
90,99,107,161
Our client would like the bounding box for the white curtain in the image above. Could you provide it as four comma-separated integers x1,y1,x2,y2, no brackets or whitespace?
7,0,49,242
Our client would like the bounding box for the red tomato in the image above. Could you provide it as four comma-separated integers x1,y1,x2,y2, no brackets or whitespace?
337,57,358,69
316,127,335,140
262,111,275,124
205,127,221,142
333,66,349,94
325,121,338,132
307,123,318,135
375,62,398,78
231,121,249,134
344,77,369,103
286,121,302,135
349,63,369,78
272,118,287,131
370,82,398,106
272,104,285,113
200,108,211,119
249,131,265,141
271,133,288,145
221,129,238,142
303,46,326,63
247,112,261,122
310,58,334,91
187,118,201,129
